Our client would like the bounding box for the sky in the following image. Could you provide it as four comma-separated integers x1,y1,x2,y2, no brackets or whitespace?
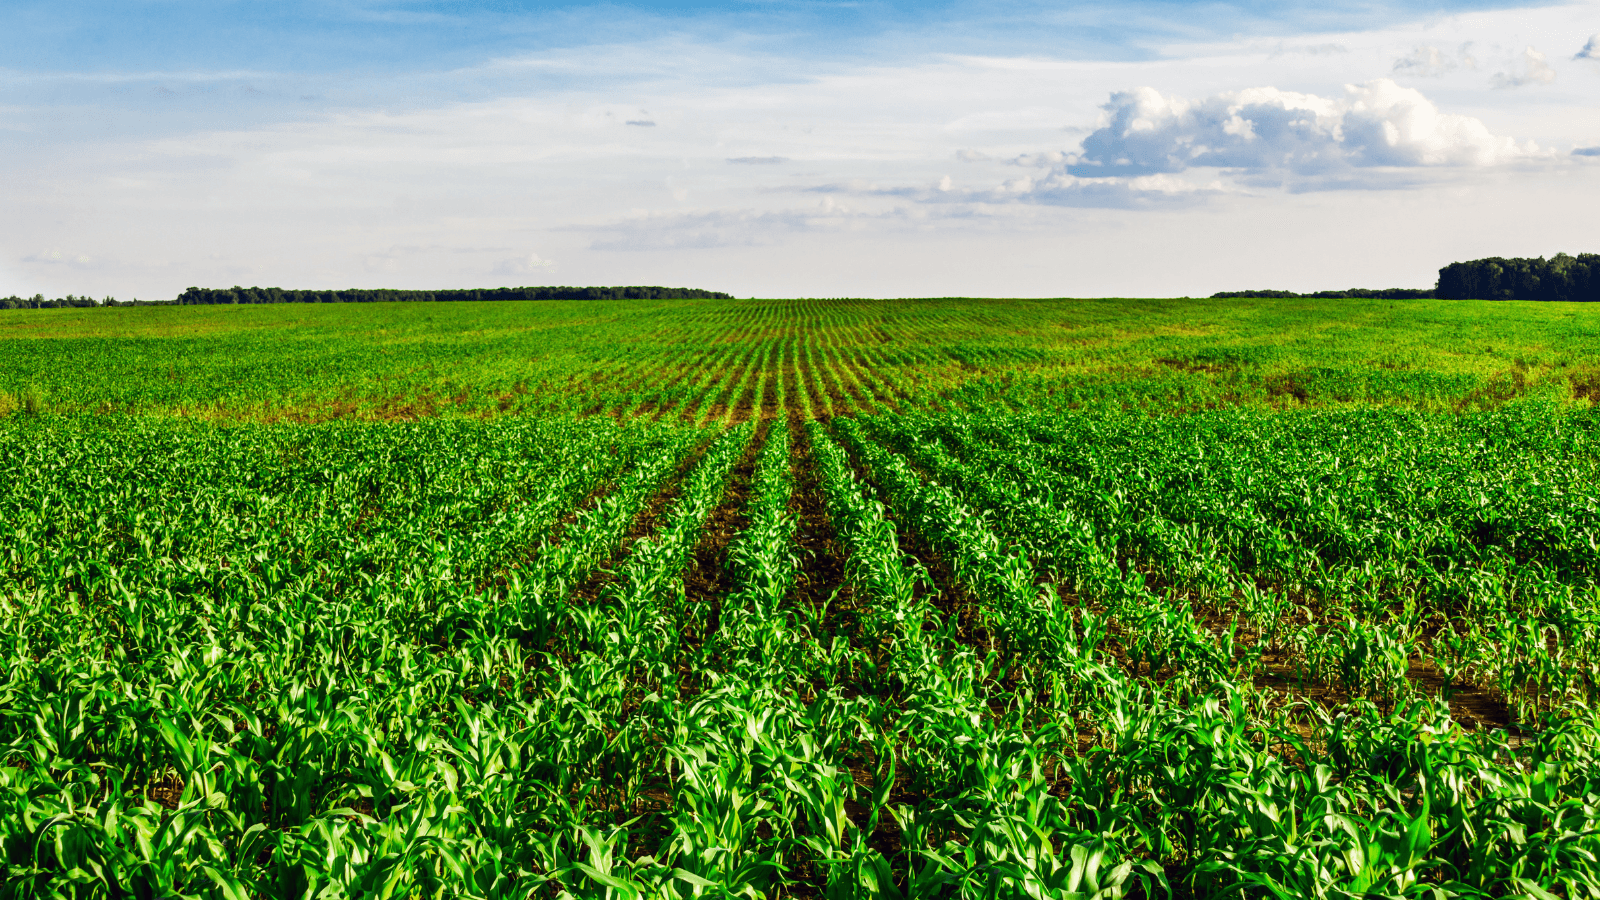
2,0,1598,299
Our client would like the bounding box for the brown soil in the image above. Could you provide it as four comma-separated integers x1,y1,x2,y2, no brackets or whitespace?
147,774,185,810
799,347,830,419
566,435,717,609
1572,368,1600,405
845,349,899,411
828,423,991,652
699,399,730,427
629,360,693,421
1455,369,1529,411
1407,656,1515,730
817,350,865,417
701,350,757,426
729,363,761,425
784,341,816,420
682,419,768,649
760,365,781,420
473,466,624,597
789,417,852,638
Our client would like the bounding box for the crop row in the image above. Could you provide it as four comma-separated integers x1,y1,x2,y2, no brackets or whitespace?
3,404,1600,896
825,409,1600,897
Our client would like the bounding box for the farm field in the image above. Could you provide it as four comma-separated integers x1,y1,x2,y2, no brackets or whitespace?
4,295,1600,420
3,296,1600,898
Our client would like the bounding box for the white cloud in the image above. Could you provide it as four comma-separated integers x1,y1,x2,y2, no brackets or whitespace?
492,252,557,276
6,1,1599,299
1392,44,1476,76
1009,151,1076,168
965,170,1225,208
1276,43,1349,57
586,204,906,252
1576,34,1600,61
1492,47,1557,88
22,249,96,269
942,108,1074,133
1068,79,1536,184
803,165,1224,209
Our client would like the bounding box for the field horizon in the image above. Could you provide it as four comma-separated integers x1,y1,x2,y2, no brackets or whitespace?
4,295,1598,422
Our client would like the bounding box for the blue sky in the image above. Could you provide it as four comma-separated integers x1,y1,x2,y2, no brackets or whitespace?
3,0,1598,297
2,0,1561,72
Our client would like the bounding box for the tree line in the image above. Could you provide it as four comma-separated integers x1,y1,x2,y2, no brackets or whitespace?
1434,254,1600,302
174,285,734,304
0,294,134,310
0,286,734,310
1214,253,1600,302
1210,288,1436,300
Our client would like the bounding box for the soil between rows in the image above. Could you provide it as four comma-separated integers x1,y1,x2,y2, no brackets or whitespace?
681,418,769,657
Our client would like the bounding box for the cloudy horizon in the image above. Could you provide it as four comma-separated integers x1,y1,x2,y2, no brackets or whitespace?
3,0,1598,300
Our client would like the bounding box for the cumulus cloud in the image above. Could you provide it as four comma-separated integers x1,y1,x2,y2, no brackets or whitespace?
1576,34,1600,61
1068,79,1535,183
798,77,1541,208
1492,47,1556,88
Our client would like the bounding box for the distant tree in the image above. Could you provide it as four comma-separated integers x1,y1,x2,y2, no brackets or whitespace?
168,285,736,304
1436,254,1600,301
1211,288,1434,300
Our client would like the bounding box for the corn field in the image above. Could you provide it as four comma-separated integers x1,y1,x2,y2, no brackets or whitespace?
3,297,1600,898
